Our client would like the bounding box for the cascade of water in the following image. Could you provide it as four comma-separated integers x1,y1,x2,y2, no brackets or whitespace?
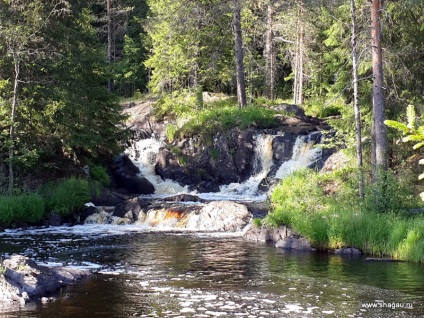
125,137,189,195
217,134,274,198
274,134,322,179
124,131,322,200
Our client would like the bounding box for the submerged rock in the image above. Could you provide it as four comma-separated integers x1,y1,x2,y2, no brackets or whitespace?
275,236,314,251
335,247,362,255
0,255,90,305
244,225,293,242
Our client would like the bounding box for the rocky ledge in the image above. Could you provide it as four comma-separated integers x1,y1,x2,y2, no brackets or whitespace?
0,255,90,305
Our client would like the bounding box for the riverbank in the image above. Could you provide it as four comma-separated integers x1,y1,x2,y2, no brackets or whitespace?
264,168,424,263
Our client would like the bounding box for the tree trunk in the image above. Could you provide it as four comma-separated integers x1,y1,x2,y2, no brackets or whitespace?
233,0,247,109
292,0,304,105
297,0,304,105
264,1,274,101
371,0,387,180
9,58,19,193
350,0,364,198
107,0,113,92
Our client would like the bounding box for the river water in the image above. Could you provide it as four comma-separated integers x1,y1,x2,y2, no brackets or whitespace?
0,224,423,317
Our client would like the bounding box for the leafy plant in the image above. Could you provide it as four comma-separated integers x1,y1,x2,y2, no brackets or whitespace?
41,178,90,216
385,105,424,200
0,194,45,226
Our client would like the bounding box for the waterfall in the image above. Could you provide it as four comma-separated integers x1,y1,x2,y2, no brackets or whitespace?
217,134,274,198
125,137,189,195
124,131,322,200
274,134,322,179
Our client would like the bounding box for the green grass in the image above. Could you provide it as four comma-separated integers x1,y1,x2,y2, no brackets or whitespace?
40,178,92,217
152,92,281,142
0,193,45,225
265,168,424,263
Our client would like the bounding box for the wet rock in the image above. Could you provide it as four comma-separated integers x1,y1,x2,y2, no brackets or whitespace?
365,258,403,262
84,211,112,224
44,213,62,227
111,217,132,225
111,154,155,195
186,201,252,232
142,204,202,228
0,255,90,304
113,198,141,222
244,225,293,242
90,188,126,206
79,206,100,223
335,247,362,255
275,236,314,251
163,194,201,202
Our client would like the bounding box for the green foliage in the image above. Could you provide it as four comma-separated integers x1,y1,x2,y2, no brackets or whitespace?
266,168,424,262
41,178,91,216
0,193,45,226
385,105,424,199
252,218,263,228
89,164,110,187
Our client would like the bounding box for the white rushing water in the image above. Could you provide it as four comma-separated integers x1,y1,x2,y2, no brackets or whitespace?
125,132,322,200
125,137,189,195
275,133,322,179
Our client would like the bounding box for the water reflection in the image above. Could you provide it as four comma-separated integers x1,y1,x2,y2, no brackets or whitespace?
0,228,423,317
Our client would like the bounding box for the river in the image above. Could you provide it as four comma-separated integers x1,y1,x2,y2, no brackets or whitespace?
0,224,423,317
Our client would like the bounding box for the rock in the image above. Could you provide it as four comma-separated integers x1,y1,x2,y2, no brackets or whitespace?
79,206,100,223
320,151,350,173
163,194,201,202
186,201,252,232
275,236,314,251
244,225,293,242
44,213,62,227
84,211,112,224
90,188,126,206
335,247,362,255
0,255,90,304
111,217,132,225
111,154,155,195
142,204,202,228
365,258,403,262
113,198,141,222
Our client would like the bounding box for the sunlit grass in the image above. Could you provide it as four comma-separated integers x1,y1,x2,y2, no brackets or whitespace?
265,168,424,263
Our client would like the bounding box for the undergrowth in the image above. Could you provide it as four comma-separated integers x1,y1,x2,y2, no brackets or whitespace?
265,168,424,263
156,92,279,142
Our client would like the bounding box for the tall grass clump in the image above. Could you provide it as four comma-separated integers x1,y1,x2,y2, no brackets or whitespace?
41,178,91,216
0,194,45,226
266,167,424,262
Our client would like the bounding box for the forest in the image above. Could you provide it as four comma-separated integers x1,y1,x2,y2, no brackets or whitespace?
0,0,423,260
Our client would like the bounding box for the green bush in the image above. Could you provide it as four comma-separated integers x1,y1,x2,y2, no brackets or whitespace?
41,178,90,216
266,168,424,262
89,164,110,187
0,194,45,225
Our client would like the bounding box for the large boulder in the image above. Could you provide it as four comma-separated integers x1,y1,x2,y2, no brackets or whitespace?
111,154,155,195
0,255,90,304
185,201,252,232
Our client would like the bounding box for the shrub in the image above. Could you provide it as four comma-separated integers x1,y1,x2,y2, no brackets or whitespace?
0,194,45,226
89,164,111,187
266,167,424,262
41,178,90,216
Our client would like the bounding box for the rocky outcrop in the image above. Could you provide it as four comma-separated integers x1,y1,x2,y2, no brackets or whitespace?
0,255,90,304
80,199,253,232
244,224,314,251
111,154,155,195
185,201,252,232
